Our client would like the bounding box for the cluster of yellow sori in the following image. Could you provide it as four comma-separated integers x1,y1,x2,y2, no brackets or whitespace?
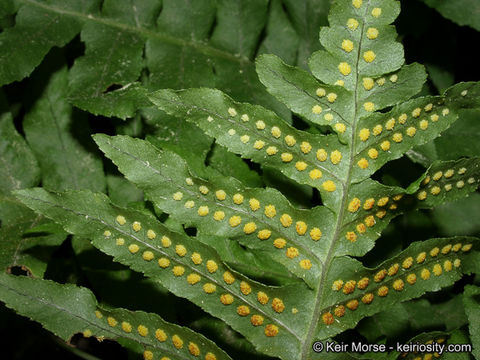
416,167,477,200
107,217,285,337
342,194,403,243
311,87,343,131
323,242,472,325
93,311,218,360
355,104,450,170
222,107,340,192
174,183,319,270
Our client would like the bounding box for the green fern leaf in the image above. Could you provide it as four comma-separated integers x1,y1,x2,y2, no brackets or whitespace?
0,272,232,360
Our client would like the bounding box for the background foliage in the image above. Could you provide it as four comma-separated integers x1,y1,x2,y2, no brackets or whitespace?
1,0,480,359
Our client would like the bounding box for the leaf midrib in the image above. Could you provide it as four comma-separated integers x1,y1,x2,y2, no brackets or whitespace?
20,0,251,64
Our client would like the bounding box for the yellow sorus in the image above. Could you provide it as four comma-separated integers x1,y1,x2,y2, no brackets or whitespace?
187,273,201,285
191,252,202,265
158,258,170,268
143,351,153,360
186,177,194,185
421,268,430,280
452,243,462,252
250,314,264,326
416,252,427,263
363,198,375,210
233,193,244,204
240,281,252,295
334,305,346,317
342,39,354,52
377,197,389,207
322,180,336,192
281,153,293,162
334,123,346,133
402,257,414,269
419,120,429,130
296,221,307,235
256,291,269,305
228,129,236,136
385,118,395,130
457,180,465,188
285,135,296,146
107,317,118,327
206,260,218,273
327,93,337,103
332,280,344,291
347,18,359,30
372,124,383,136
228,108,237,117
155,329,167,342
392,133,403,143
365,215,375,227
442,108,450,116
432,264,442,276
390,74,399,83
417,190,427,200
176,244,187,257
443,260,453,272
286,247,299,258
172,334,184,349
406,273,417,285
346,299,359,311
316,88,326,97
205,353,217,360
356,223,367,233
243,222,257,234
343,280,356,294
280,213,293,227
444,169,454,178
241,114,249,122
357,158,369,169
273,237,287,249
249,198,260,211
393,279,404,291
264,205,276,218
257,229,272,240
388,263,399,276
189,342,200,357
254,140,265,150
424,103,433,111
198,206,209,216
359,128,370,141
363,77,374,90
348,198,361,213
203,283,217,294
300,141,312,154
137,325,148,337
220,294,234,305
121,322,132,333
309,169,323,180
132,221,142,232
431,114,439,122
128,244,139,254
300,259,312,269
265,324,279,337
430,186,441,195
454,259,461,268
215,190,226,200
272,298,285,313
199,185,209,194
371,7,382,17
367,27,379,39
116,215,126,225
352,0,362,8
142,251,154,261
432,171,443,181
374,269,387,282
364,102,375,112
229,216,241,227
357,277,369,290
95,311,103,319
237,305,250,316
256,120,266,130
103,230,111,237
377,286,389,297
295,161,307,171
363,50,376,63
316,149,328,161
462,244,473,252
398,113,407,124
430,247,440,257
184,200,195,209
330,150,342,164
338,62,352,76
322,312,334,325
173,266,185,277
266,146,278,155
376,209,386,218
223,271,235,284
213,211,225,221
406,127,416,137
368,148,378,159
362,293,374,304
271,126,281,138
312,105,323,114
345,231,357,242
